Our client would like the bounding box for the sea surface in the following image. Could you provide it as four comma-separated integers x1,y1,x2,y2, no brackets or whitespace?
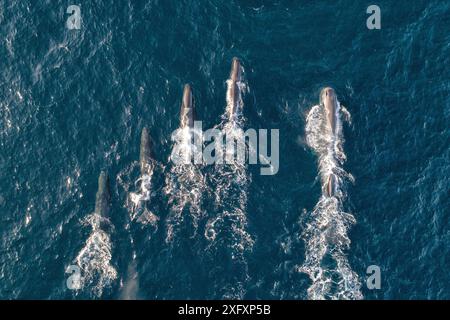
0,0,449,299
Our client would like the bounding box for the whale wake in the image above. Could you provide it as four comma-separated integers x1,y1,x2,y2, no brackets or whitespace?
204,63,253,299
298,96,363,300
74,213,117,297
164,126,205,243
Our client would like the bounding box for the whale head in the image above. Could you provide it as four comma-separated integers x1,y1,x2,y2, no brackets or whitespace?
320,87,336,106
320,87,338,134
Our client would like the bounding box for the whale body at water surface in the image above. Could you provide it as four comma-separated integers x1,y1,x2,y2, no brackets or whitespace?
320,87,339,136
325,173,337,197
227,57,243,120
180,84,195,129
95,171,110,217
140,127,153,175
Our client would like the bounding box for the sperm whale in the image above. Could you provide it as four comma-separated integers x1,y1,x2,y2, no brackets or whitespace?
180,84,195,129
320,87,344,198
325,173,337,197
140,127,153,176
73,171,117,296
128,127,159,226
320,87,338,136
227,57,243,120
95,171,110,217
300,87,362,300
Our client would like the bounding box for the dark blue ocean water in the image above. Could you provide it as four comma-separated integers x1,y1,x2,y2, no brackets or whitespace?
0,0,449,299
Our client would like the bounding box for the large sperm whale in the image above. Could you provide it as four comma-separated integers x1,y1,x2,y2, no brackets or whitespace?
320,87,338,136
95,171,110,217
227,57,243,120
180,84,195,129
325,174,337,198
320,87,344,198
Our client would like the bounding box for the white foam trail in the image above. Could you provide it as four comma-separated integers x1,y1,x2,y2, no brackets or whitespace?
74,213,117,297
299,100,362,300
164,127,205,243
128,163,159,227
205,122,254,257
117,158,158,300
205,66,253,266
225,79,247,120
203,71,252,299
116,161,159,228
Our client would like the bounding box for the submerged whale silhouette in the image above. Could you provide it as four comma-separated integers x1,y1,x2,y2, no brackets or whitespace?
140,127,153,176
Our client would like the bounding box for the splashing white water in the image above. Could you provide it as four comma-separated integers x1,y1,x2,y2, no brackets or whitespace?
117,158,158,300
205,67,254,260
116,161,159,228
164,126,205,243
225,78,247,120
203,64,253,299
74,213,117,297
205,122,254,257
128,163,159,227
299,100,362,300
